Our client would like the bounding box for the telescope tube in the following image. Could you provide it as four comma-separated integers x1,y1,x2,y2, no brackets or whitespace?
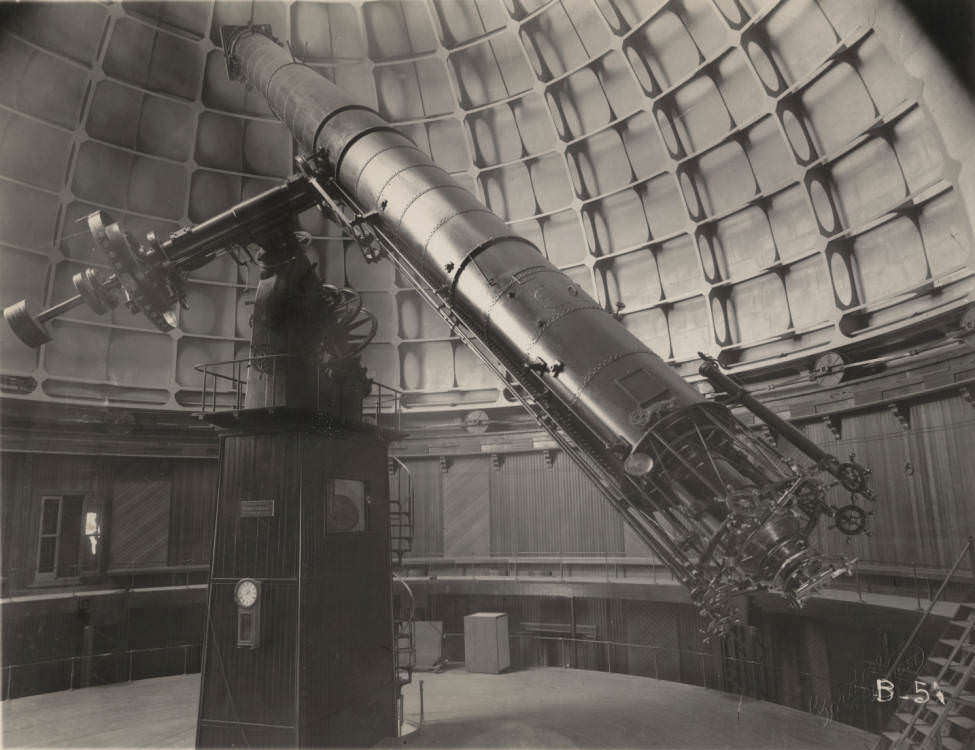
226,28,857,623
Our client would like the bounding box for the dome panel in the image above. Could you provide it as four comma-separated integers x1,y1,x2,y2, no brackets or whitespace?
0,180,59,250
0,34,88,129
669,296,711,360
365,0,436,58
398,291,451,340
669,75,732,154
640,174,685,238
600,249,660,310
361,292,395,343
450,38,533,109
376,59,454,120
726,274,791,344
766,185,818,262
919,192,970,278
784,257,833,330
346,245,394,291
428,119,470,173
72,141,135,211
742,116,793,192
712,206,776,280
541,210,587,267
5,2,107,65
656,235,701,300
830,137,906,228
45,321,110,381
800,61,878,157
103,18,203,101
568,128,634,200
432,0,508,47
361,343,397,386
292,2,364,61
194,111,241,172
123,1,210,39
892,109,946,195
86,81,144,152
401,341,455,390
127,152,187,219
107,328,173,387
764,0,838,85
180,283,236,338
688,141,758,218
453,341,497,389
621,307,671,359
713,49,765,125
584,189,649,255
0,109,73,192
850,216,927,303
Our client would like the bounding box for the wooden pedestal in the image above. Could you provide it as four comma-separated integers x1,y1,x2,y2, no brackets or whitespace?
196,428,396,747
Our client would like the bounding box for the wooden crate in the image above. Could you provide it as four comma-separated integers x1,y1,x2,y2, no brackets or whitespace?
464,612,510,674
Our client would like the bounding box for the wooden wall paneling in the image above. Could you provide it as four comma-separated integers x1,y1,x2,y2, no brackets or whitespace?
2,453,31,591
211,433,299,580
676,604,711,687
109,460,171,568
442,456,490,557
199,582,298,728
622,601,680,681
490,452,560,555
555,455,624,555
844,411,922,566
908,395,975,567
405,458,443,555
623,522,652,557
169,459,218,566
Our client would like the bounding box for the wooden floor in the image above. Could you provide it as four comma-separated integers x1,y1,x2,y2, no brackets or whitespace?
2,668,878,749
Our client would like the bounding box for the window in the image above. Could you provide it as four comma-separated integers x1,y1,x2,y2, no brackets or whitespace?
35,495,99,581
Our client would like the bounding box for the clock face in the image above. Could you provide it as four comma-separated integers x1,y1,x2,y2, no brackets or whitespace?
234,579,259,609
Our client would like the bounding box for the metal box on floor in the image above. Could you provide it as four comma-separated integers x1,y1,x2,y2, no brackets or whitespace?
464,613,510,674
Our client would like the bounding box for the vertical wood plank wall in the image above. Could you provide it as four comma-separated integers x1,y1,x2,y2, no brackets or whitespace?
403,396,975,568
1,454,218,592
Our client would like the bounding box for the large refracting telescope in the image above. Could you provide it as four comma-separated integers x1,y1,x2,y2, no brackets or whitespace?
3,25,878,634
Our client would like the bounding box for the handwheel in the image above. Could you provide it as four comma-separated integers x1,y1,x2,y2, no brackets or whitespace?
834,504,867,536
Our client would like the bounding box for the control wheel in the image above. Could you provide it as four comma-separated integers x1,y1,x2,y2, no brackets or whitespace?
834,504,867,536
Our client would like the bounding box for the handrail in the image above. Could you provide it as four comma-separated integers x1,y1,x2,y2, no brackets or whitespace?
884,536,975,682
915,616,975,749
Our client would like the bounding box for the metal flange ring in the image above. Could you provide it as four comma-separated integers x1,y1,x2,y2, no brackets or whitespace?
73,268,118,315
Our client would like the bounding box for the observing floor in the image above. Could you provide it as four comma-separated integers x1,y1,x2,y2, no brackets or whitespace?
2,667,876,749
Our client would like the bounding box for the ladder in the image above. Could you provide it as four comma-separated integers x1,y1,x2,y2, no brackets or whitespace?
392,575,416,690
389,457,414,569
877,604,975,749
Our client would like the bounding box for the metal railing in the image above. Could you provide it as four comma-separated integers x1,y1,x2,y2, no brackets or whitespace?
884,537,975,682
364,381,404,432
3,643,201,700
195,352,403,428
196,353,293,413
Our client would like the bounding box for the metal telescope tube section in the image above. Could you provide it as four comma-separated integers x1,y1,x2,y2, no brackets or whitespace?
229,29,844,612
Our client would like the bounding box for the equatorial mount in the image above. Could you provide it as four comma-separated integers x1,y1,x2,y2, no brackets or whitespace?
4,176,321,350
